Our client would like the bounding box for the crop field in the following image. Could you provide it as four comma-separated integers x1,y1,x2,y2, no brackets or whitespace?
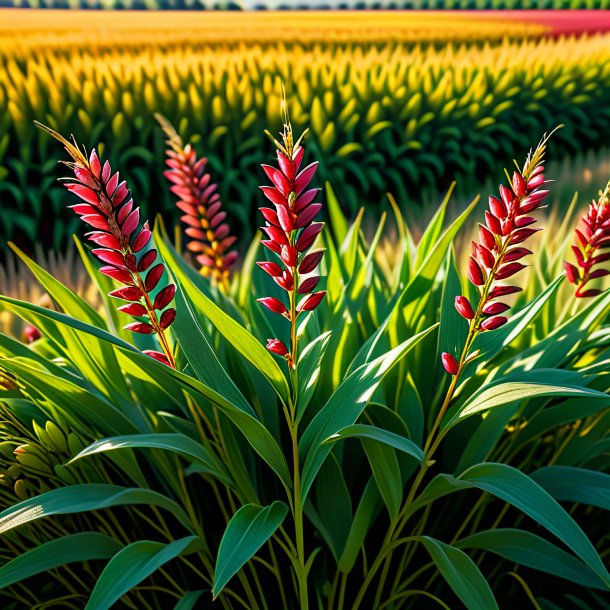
1,9,610,609
1,10,610,250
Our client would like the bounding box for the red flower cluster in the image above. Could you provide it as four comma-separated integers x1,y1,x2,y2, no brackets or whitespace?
257,111,325,367
157,115,238,289
565,182,610,298
40,124,177,368
442,138,552,376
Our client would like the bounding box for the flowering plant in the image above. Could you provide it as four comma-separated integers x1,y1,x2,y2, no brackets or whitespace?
0,112,609,610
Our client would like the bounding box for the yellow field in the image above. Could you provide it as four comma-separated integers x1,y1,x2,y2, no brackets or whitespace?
0,9,548,53
1,8,609,251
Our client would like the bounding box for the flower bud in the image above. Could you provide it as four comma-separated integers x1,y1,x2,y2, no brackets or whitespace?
266,339,289,357
488,196,507,219
257,296,287,315
441,352,459,375
467,257,485,286
482,301,510,315
513,171,526,197
455,295,475,320
480,316,507,331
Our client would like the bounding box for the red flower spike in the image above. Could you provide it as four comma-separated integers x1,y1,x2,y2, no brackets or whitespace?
455,296,475,320
157,115,238,289
257,97,326,367
40,124,177,368
565,181,610,297
448,130,556,383
441,352,459,375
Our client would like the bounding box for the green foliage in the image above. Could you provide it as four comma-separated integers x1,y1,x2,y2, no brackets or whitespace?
1,165,610,608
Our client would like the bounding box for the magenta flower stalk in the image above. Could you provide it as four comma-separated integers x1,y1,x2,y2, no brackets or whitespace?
37,123,177,368
156,114,238,291
257,102,325,368
441,131,556,377
565,181,610,298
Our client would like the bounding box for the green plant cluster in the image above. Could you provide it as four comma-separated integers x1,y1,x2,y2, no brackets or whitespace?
1,32,610,252
1,147,610,608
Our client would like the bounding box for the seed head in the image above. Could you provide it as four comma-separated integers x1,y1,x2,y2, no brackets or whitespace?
37,122,176,367
157,114,238,290
565,180,610,298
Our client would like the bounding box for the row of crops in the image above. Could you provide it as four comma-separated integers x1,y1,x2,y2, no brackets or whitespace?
1,12,610,251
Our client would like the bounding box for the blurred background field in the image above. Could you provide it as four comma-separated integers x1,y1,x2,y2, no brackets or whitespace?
0,9,609,256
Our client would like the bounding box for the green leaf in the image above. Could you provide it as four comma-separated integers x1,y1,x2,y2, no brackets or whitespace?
413,183,453,271
474,275,564,359
0,295,291,487
155,227,291,406
296,331,331,421
213,501,288,597
8,243,105,328
309,455,352,561
438,247,467,363
445,381,608,429
323,424,424,463
86,537,198,610
326,181,349,246
418,536,499,610
174,591,206,609
172,282,253,414
0,533,122,589
338,478,382,573
0,485,194,534
71,434,230,485
299,323,436,501
457,529,607,590
532,466,610,510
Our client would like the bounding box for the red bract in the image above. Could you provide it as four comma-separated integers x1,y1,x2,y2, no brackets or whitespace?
39,123,177,368
157,114,238,290
441,130,556,375
565,181,610,298
257,101,326,367
441,352,459,375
